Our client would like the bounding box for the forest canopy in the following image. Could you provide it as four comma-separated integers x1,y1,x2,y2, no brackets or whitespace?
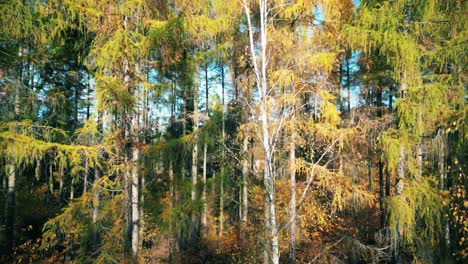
0,0,466,263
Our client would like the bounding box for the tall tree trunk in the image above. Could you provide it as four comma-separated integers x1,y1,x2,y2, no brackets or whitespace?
289,135,296,264
5,162,16,256
379,159,385,229
264,190,271,264
395,145,405,264
438,132,450,252
243,1,279,262
171,76,176,122
395,74,407,264
86,74,91,119
218,168,224,249
367,130,373,191
417,108,423,178
181,86,187,184
346,54,351,113
122,13,140,261
377,84,385,229
5,47,23,255
92,162,100,243
241,136,249,238
130,63,141,262
123,17,133,260
202,134,207,238
218,63,226,246
201,64,209,237
74,86,79,128
168,161,179,263
191,69,199,242
93,103,102,246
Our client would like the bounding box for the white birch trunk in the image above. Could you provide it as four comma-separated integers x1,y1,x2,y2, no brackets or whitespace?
243,0,279,262
289,136,296,264
191,70,199,243
130,64,141,262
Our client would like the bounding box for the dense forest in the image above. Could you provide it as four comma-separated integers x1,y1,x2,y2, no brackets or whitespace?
0,0,466,263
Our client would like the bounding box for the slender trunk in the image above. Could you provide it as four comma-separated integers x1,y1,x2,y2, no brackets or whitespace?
202,142,207,237
70,176,75,200
14,48,21,119
264,61,279,264
181,86,187,182
379,159,385,229
2,167,6,190
59,165,64,197
243,0,278,262
130,65,140,262
438,133,450,251
86,75,91,119
92,104,102,248
142,88,148,144
92,163,100,242
205,64,209,113
346,56,351,113
6,49,22,254
313,92,318,120
417,138,423,178
5,162,15,256
130,121,140,262
395,73,407,264
168,161,179,262
49,163,54,195
218,63,226,246
438,137,445,191
123,26,133,261
367,131,373,191
139,171,145,252
289,136,296,264
84,157,89,193
377,84,385,229
264,189,271,264
339,154,343,176
191,85,199,196
241,136,249,232
124,103,132,256
75,86,79,128
191,70,199,242
171,76,176,122
417,108,423,179
201,64,209,237
218,168,224,246
262,32,279,264
395,145,405,264
339,58,344,112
